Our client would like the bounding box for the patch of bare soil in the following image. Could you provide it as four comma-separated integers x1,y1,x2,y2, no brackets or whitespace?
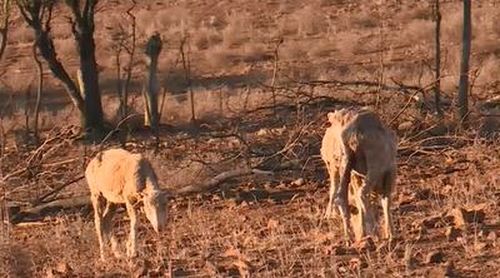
1,0,499,276
1,98,499,276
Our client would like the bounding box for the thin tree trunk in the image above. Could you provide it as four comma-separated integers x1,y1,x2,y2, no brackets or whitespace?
180,37,194,122
24,84,31,133
35,29,84,115
0,0,9,61
123,0,137,119
17,2,85,125
115,48,124,119
65,0,103,133
32,42,43,139
434,0,442,117
457,0,471,123
78,32,103,131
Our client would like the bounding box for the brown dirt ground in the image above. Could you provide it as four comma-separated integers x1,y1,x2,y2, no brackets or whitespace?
1,0,499,277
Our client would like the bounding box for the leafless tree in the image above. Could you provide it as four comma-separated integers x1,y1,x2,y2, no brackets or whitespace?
122,0,136,119
66,0,103,132
107,0,137,121
32,42,43,139
17,1,84,115
179,36,194,122
18,0,104,134
433,0,442,116
457,0,471,123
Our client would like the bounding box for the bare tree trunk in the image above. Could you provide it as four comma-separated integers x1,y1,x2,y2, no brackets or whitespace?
36,30,85,114
24,84,31,133
144,33,162,132
270,38,283,116
114,46,123,119
64,0,104,133
434,0,442,117
123,0,137,119
180,37,194,122
0,0,10,61
78,32,103,131
18,2,85,122
32,43,43,139
457,0,471,124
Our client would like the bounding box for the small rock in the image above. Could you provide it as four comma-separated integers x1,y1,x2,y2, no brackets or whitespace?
486,231,497,241
450,207,485,227
338,266,348,273
292,178,305,186
426,250,445,264
55,262,72,274
398,121,413,132
445,227,462,241
256,128,270,137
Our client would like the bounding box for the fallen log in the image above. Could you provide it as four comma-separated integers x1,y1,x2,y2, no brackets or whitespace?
10,196,91,224
174,168,274,195
9,167,279,224
32,175,85,206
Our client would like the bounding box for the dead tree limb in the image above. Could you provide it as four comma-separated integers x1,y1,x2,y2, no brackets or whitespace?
457,0,471,124
270,38,283,115
17,1,85,114
32,41,43,139
433,0,442,116
31,175,84,206
122,0,137,118
11,196,91,224
174,168,273,195
179,36,195,122
10,168,274,223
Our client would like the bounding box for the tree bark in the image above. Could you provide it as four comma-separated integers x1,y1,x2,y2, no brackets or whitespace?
457,0,471,123
0,0,10,61
122,0,137,119
69,0,104,132
434,0,442,117
32,42,43,139
36,28,85,114
78,31,103,131
17,2,85,123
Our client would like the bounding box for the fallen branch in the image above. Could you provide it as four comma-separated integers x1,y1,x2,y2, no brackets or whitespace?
174,168,273,195
31,174,85,206
11,195,90,224
10,160,299,224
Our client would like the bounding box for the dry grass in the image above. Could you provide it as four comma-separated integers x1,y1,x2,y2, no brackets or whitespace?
292,5,327,38
1,107,498,276
1,0,499,276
